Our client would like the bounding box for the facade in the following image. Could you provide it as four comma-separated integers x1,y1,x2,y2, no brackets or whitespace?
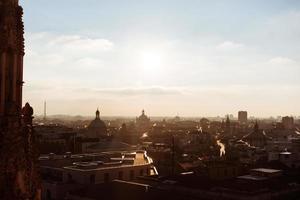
40,151,157,200
243,122,267,148
0,0,41,199
66,168,300,200
238,111,248,124
282,116,294,129
0,0,24,119
35,124,77,154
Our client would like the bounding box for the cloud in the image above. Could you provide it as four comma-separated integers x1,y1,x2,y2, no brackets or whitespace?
24,32,115,81
26,32,114,57
268,57,296,65
216,41,244,50
75,86,184,96
48,35,114,53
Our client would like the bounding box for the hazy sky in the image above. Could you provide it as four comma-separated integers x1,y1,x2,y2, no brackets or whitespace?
21,0,300,117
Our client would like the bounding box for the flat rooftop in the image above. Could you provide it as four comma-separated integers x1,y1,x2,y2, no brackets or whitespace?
40,151,152,172
251,168,282,174
237,175,267,181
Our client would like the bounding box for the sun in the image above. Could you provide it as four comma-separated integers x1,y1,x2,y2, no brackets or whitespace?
140,51,163,70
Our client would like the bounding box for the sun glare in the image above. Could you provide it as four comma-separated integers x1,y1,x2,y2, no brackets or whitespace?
140,51,163,70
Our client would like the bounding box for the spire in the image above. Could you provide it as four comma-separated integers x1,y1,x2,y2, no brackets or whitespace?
226,115,230,122
96,108,100,119
254,120,259,132
226,115,230,126
142,109,145,115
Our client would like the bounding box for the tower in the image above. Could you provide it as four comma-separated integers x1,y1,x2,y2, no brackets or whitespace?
225,115,231,134
0,0,41,199
238,111,248,124
0,0,25,121
96,108,100,119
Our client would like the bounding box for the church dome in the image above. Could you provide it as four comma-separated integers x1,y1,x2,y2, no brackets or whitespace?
137,110,150,121
87,109,108,138
88,118,106,129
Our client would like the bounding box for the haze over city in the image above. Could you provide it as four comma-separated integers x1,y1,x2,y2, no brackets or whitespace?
2,1,300,199
20,0,300,117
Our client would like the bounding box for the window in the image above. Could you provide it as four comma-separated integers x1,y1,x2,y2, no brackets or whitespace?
140,169,144,176
90,174,95,184
130,170,134,180
67,173,72,183
104,173,110,183
118,171,123,180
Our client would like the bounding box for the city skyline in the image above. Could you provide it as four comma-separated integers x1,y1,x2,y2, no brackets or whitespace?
21,0,300,116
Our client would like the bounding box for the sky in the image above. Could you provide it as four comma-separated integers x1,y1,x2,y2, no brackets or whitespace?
20,0,300,117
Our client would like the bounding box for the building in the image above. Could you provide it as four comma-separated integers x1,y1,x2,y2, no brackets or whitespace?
224,115,231,134
66,168,300,200
0,1,23,118
238,111,248,124
35,124,77,154
282,116,294,129
0,0,41,199
86,108,108,138
40,151,157,200
242,122,268,148
136,110,151,134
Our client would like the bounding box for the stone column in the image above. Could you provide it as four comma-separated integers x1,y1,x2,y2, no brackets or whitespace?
0,52,6,116
18,55,23,109
12,53,17,102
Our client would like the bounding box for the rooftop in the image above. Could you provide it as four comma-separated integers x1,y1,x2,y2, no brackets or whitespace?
251,168,282,174
40,151,152,172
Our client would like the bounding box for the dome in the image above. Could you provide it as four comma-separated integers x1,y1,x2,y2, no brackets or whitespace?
87,109,108,138
88,118,106,129
137,110,150,121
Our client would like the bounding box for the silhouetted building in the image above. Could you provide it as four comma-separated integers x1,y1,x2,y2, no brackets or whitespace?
0,0,41,199
39,151,157,200
87,108,108,138
243,122,267,148
136,110,151,134
225,115,231,134
238,111,248,124
200,118,210,131
282,116,294,129
35,124,76,154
